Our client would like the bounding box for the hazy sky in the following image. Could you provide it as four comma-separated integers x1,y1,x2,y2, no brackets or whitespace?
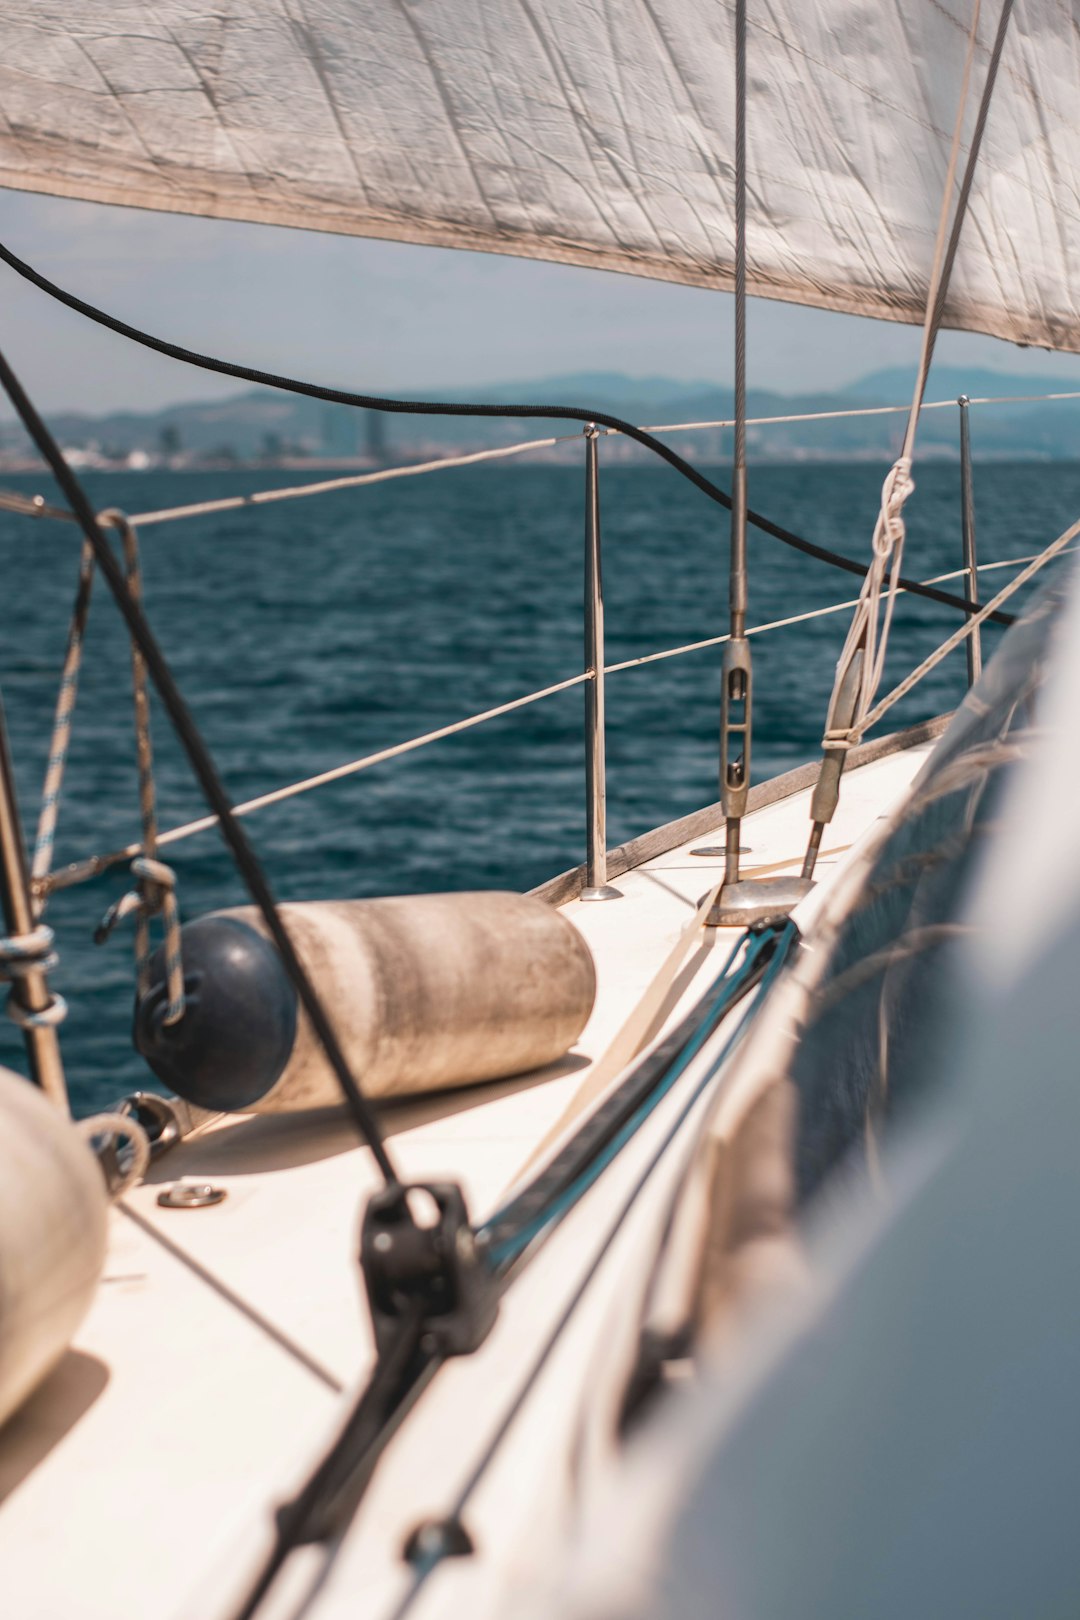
3,187,1080,417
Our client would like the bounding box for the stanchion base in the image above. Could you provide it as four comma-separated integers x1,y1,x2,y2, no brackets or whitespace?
579,884,623,903
704,874,813,928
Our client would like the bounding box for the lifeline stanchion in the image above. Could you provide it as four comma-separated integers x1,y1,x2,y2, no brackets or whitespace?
721,0,752,895
958,396,983,687
581,426,620,902
709,0,811,928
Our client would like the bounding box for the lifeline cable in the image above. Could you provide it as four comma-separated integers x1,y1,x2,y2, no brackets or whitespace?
0,240,1013,629
0,342,402,1189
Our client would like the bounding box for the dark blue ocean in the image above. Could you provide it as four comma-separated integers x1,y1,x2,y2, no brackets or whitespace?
2,460,1076,1115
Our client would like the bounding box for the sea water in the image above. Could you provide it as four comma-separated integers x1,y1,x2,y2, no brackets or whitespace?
2,459,1078,1113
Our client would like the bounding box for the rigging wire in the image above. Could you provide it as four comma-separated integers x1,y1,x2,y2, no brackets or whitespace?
0,238,1012,628
0,342,403,1189
806,0,1016,878
831,0,988,739
858,513,1080,736
34,544,1060,904
630,390,1080,435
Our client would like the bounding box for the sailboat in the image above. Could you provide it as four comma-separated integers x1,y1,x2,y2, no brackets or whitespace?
1,3,1078,1617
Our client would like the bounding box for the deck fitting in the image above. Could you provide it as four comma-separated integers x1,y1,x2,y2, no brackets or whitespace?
704,874,813,928
156,1181,226,1209
403,1515,474,1567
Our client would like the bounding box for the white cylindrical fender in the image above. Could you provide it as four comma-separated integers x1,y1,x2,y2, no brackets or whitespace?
0,1068,108,1428
136,891,596,1113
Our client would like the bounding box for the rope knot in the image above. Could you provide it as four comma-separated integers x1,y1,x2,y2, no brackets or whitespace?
130,854,177,913
875,457,915,556
0,921,57,978
0,923,67,1029
96,856,185,1026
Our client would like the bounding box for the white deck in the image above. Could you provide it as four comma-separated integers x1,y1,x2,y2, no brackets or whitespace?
0,743,931,1620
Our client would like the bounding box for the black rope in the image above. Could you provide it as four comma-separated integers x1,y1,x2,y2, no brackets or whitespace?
0,239,1014,628
0,343,402,1188
231,1301,437,1620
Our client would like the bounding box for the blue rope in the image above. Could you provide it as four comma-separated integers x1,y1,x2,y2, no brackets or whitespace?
483,922,797,1269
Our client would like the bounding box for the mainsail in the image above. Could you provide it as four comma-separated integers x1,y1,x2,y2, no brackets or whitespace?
1,2,1078,351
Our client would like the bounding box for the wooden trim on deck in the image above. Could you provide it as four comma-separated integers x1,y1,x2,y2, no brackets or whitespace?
530,713,951,908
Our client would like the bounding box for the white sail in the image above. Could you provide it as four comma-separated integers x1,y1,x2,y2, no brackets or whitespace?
1,1,1078,351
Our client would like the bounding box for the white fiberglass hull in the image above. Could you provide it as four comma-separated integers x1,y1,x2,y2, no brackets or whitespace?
0,728,937,1620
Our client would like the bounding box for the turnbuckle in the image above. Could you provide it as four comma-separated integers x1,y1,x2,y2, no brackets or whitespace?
360,1181,498,1359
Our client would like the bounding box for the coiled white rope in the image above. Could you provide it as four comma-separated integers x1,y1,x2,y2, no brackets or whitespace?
75,1111,151,1197
0,922,67,1028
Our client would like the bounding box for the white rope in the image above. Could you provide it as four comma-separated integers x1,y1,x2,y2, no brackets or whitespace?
94,512,186,1023
41,671,591,891
602,547,1080,676
0,921,67,1030
858,516,1080,738
626,392,1080,435
126,436,570,527
926,546,1080,585
75,1111,151,1198
821,0,985,760
27,508,186,1022
961,389,1080,407
604,594,867,673
31,540,94,893
0,491,70,522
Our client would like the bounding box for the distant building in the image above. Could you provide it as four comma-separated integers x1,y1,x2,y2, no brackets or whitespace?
321,405,360,459
322,405,387,463
364,408,387,464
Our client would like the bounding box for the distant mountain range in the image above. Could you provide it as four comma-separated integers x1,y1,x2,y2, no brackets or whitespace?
3,365,1080,467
